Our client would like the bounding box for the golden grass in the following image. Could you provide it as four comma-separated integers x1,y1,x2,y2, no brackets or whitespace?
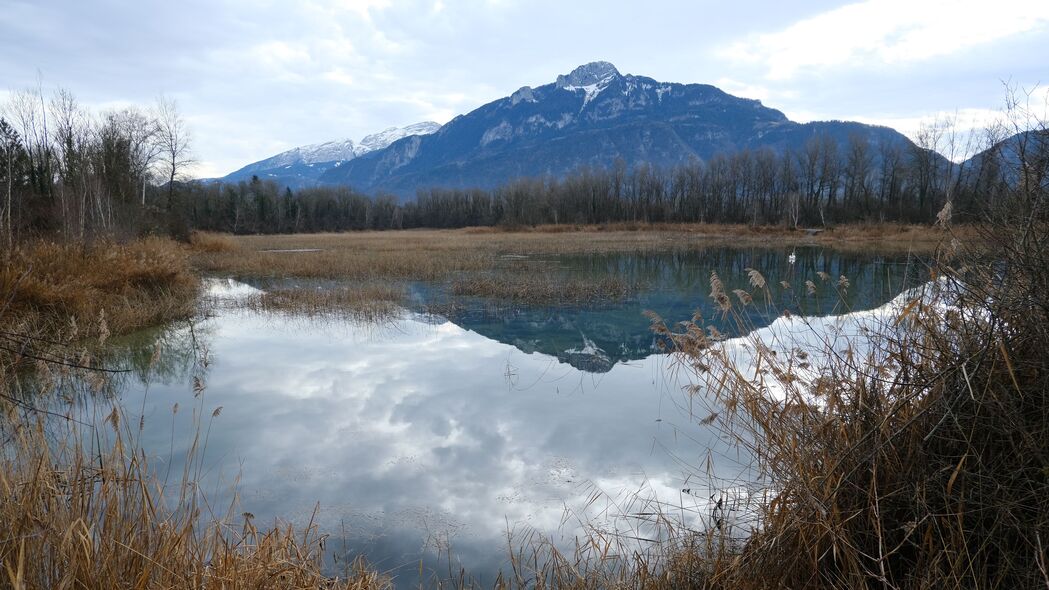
194,224,960,282
190,225,960,316
0,410,391,589
245,284,406,321
0,237,199,335
188,230,238,253
646,221,1049,588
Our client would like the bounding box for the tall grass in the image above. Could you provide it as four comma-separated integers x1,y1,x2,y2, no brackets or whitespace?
191,225,957,285
0,237,199,338
644,214,1049,584
245,284,406,321
0,406,390,589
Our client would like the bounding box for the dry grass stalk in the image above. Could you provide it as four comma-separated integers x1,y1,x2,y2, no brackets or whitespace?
0,410,390,590
191,224,962,285
646,216,1049,587
245,284,406,321
188,231,238,253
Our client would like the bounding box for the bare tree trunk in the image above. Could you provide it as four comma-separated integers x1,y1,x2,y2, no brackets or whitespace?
4,151,11,250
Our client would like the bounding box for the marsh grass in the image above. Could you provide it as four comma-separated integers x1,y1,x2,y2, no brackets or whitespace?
0,237,200,385
451,274,634,306
245,284,406,322
0,238,198,335
0,391,390,589
2,222,1024,589
192,224,957,285
188,230,238,253
639,216,1049,588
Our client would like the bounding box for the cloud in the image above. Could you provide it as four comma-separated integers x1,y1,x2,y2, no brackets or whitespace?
723,0,1049,80
3,0,1046,177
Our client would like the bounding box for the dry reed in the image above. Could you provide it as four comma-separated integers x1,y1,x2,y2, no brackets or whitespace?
245,284,406,321
0,405,390,589
191,224,959,285
644,212,1049,587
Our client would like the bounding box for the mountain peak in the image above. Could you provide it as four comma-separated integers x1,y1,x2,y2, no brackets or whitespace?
356,121,441,154
556,61,620,88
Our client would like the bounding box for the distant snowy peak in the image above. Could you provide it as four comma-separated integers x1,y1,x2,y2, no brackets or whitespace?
296,139,359,165
355,121,441,156
219,121,442,187
257,122,440,167
556,61,621,88
555,61,621,108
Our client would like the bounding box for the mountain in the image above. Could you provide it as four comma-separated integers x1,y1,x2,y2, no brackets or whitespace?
217,121,441,190
319,62,919,198
961,129,1049,185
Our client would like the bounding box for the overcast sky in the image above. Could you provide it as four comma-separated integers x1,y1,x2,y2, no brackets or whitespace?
2,0,1047,177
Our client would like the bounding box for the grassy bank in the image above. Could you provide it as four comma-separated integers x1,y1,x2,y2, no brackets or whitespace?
190,223,956,313
0,236,396,588
646,219,1049,587
194,224,958,283
0,238,201,380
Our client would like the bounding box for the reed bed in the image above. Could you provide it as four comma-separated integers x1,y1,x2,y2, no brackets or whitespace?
642,214,1049,587
0,237,200,386
0,404,391,589
188,230,238,253
191,224,956,285
245,284,406,321
452,274,634,305
0,237,199,336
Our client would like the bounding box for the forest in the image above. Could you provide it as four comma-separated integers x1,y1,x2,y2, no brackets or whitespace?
0,86,1042,244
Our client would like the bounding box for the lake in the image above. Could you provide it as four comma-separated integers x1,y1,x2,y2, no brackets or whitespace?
64,245,925,586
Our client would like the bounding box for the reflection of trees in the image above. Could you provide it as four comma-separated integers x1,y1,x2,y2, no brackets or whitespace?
105,320,214,388
4,319,215,406
443,248,924,373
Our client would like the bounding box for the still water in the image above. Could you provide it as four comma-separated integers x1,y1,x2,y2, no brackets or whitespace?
91,246,923,585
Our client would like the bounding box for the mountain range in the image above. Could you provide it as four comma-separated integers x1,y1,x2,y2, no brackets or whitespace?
218,122,441,190
219,62,925,197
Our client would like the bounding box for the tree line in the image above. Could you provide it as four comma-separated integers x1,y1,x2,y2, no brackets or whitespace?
180,128,1032,234
3,85,1044,244
1,86,192,247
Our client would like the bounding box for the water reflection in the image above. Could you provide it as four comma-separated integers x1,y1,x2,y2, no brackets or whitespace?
419,247,925,372
73,247,917,586
111,310,742,585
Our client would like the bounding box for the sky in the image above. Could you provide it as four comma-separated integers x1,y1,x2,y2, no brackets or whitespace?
1,0,1047,177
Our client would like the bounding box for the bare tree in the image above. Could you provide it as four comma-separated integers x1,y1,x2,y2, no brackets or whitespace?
155,96,193,210
111,107,162,206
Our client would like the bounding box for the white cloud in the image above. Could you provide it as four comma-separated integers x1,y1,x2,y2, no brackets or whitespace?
713,78,772,103
723,0,1049,80
323,67,356,86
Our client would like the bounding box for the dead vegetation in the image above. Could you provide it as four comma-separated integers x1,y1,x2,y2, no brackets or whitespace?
452,274,634,305
191,224,954,315
188,230,238,253
0,238,200,382
192,224,956,284
0,396,391,589
245,284,406,321
640,215,1049,585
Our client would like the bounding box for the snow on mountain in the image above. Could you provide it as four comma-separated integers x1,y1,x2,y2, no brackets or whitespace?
321,60,925,198
293,139,359,165
556,61,621,110
355,122,442,156
218,121,442,188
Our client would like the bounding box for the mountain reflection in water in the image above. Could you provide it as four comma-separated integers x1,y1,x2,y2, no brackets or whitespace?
88,247,921,586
